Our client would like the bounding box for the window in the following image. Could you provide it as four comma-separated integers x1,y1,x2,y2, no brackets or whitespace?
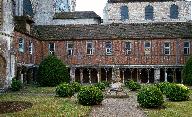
55,0,70,12
164,42,170,55
18,38,24,52
170,4,179,19
184,41,190,55
87,41,94,55
67,42,73,55
29,41,33,55
125,42,131,55
105,41,112,55
145,5,153,20
144,41,151,55
120,6,128,20
49,43,55,55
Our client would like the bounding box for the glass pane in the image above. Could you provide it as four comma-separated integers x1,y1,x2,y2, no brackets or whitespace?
121,6,128,20
68,43,73,48
170,4,179,19
106,42,112,48
164,42,170,47
145,42,150,48
145,5,153,20
184,48,189,55
125,42,131,49
87,43,92,48
184,42,189,47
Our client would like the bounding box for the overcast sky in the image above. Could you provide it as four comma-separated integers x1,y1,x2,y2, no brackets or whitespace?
76,0,108,18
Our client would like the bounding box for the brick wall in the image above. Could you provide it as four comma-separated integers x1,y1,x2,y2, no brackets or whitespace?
37,39,191,66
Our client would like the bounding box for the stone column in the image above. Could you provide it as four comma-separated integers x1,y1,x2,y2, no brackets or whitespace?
88,69,91,84
80,69,83,84
122,69,125,84
164,68,168,82
154,68,160,83
104,68,109,82
130,68,133,80
70,67,76,83
147,69,150,83
97,68,101,83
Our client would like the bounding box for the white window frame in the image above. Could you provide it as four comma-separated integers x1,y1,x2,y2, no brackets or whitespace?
164,42,170,55
125,41,131,55
144,41,151,55
184,41,190,55
18,38,24,52
67,42,74,56
49,43,55,55
86,41,94,55
105,41,112,55
29,41,33,55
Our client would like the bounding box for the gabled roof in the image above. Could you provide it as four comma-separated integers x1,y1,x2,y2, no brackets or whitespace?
53,11,101,20
32,22,192,41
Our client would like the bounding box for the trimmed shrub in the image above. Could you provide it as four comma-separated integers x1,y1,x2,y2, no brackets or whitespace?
95,82,106,91
102,81,110,87
71,82,81,93
183,56,192,85
157,82,172,96
166,83,190,101
125,80,141,91
37,55,69,87
11,79,22,91
77,86,104,106
137,86,164,108
56,83,74,97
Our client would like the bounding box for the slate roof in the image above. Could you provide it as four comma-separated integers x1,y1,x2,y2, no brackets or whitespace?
53,11,101,20
32,22,192,41
108,0,181,3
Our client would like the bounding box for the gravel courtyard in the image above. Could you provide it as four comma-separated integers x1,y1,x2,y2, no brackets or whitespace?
89,91,147,117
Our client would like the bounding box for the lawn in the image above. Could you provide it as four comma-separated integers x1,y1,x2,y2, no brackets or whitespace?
145,90,192,117
0,86,91,117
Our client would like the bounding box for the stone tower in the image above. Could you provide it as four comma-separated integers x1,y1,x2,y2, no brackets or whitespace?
33,0,76,25
0,0,15,89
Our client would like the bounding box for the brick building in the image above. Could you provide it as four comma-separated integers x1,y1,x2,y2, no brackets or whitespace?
0,0,192,88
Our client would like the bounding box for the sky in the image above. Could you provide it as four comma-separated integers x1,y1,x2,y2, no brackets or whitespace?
76,0,108,18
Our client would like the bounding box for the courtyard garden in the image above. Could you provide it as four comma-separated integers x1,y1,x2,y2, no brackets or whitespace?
1,55,192,117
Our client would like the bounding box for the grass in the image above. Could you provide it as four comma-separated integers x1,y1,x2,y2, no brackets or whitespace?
144,88,192,117
0,85,91,117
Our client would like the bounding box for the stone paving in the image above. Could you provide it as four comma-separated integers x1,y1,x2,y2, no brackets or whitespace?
89,91,147,117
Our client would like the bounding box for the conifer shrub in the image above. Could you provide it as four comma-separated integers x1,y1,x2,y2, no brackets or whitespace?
11,78,22,91
70,82,81,93
137,86,164,108
77,86,104,106
37,55,69,87
125,80,141,91
165,83,190,101
183,56,192,85
56,83,74,97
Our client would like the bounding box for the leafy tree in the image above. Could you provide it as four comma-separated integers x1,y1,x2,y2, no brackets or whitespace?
37,55,69,87
183,56,192,85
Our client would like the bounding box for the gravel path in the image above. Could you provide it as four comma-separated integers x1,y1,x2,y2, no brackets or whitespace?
89,92,147,117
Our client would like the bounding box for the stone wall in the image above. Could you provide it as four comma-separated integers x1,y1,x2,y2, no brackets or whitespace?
103,1,191,23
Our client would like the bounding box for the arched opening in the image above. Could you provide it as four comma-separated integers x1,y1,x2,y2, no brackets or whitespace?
23,0,34,16
120,6,129,20
145,5,153,20
170,4,179,19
